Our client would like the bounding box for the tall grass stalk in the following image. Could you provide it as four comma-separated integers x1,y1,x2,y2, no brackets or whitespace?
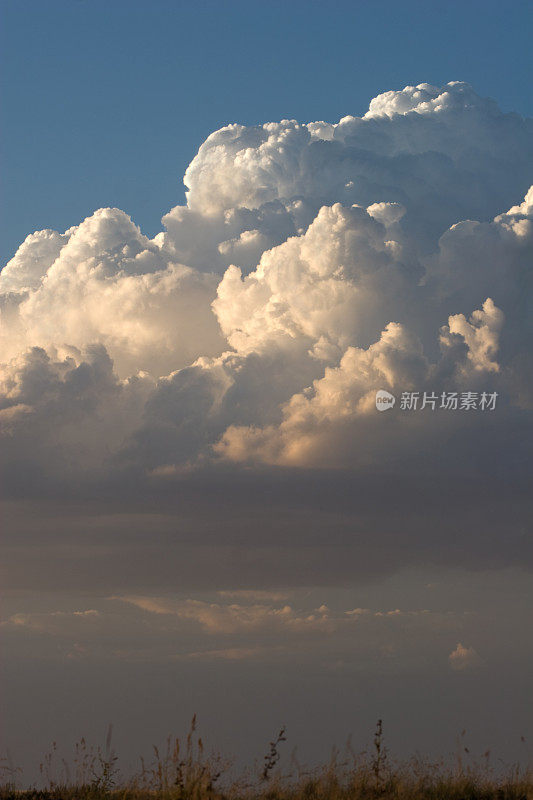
1,718,531,800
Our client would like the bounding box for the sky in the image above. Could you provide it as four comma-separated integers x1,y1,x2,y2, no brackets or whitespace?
1,0,533,267
1,0,533,788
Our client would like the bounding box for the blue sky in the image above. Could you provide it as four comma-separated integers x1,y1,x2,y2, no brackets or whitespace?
1,0,532,267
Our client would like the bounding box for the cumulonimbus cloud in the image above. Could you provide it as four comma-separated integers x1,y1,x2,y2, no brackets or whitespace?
1,81,532,486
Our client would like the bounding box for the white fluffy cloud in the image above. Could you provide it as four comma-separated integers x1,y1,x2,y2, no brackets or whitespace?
0,208,225,378
213,202,420,357
0,344,154,484
440,298,504,376
1,81,532,484
184,82,533,247
448,642,482,671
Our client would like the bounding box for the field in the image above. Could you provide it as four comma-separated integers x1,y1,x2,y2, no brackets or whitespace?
2,719,531,800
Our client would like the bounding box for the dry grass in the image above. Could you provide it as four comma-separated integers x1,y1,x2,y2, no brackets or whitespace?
1,718,531,800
